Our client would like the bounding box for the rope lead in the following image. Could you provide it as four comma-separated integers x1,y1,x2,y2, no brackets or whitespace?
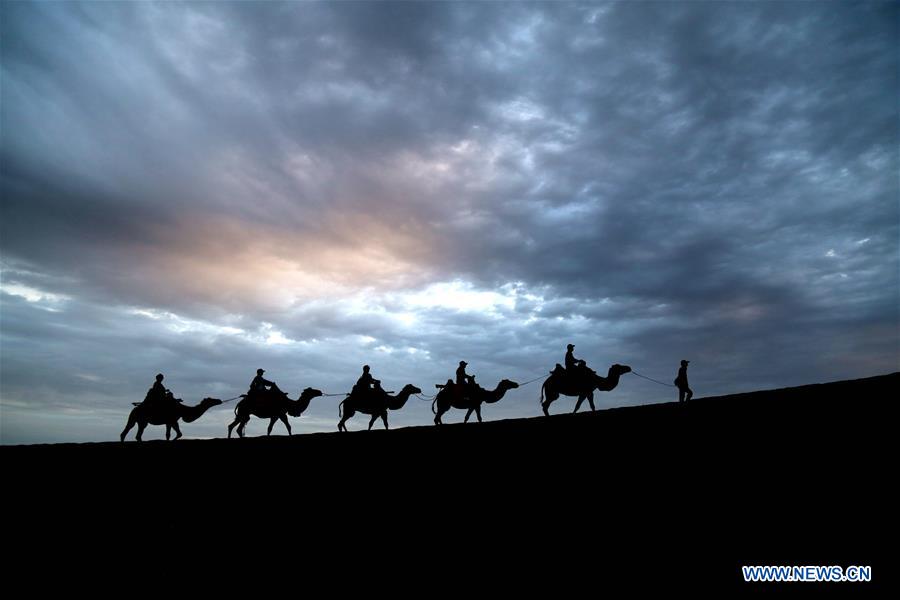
630,370,676,388
517,374,548,387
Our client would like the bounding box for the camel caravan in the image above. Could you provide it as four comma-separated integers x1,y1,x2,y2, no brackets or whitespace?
119,344,695,442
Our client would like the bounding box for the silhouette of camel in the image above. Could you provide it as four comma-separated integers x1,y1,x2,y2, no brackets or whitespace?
227,385,323,438
540,364,631,416
120,397,222,442
432,379,520,425
338,384,422,431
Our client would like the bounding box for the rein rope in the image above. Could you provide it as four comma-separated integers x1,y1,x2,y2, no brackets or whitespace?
630,370,676,387
517,374,548,387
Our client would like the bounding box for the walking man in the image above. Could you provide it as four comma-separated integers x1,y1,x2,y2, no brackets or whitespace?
675,360,693,403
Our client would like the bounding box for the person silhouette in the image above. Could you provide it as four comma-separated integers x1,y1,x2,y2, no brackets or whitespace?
565,344,586,375
355,365,379,397
455,360,475,401
249,368,275,397
675,360,693,402
142,373,169,407
456,361,472,387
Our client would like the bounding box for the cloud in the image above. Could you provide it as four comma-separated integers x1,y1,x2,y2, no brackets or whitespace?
1,1,897,443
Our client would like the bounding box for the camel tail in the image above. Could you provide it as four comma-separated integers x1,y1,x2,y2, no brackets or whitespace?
431,396,437,414
233,394,248,416
339,400,344,418
540,380,546,403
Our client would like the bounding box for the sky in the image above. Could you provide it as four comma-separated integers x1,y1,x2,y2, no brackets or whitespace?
1,1,897,444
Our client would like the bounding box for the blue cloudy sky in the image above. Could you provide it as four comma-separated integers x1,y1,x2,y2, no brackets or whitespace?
1,1,897,443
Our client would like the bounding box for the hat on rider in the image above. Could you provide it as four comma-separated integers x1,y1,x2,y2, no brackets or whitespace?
567,344,575,350
363,365,370,371
459,361,467,366
155,373,164,381
257,368,265,374
681,360,690,366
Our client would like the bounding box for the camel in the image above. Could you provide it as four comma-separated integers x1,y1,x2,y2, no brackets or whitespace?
227,385,323,438
338,384,422,431
540,363,631,416
120,397,222,442
432,379,520,425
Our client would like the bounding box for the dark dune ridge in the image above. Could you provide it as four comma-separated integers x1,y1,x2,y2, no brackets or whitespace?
4,373,893,588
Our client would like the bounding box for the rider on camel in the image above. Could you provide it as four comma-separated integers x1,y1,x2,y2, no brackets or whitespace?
455,360,476,400
565,344,587,377
141,373,171,407
354,365,380,398
249,368,275,398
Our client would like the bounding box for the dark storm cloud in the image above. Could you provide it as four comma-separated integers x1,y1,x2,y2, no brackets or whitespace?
1,1,897,443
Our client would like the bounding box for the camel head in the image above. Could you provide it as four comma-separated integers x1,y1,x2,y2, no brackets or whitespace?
286,387,323,416
610,364,632,377
481,379,519,404
382,384,422,410
201,397,224,408
300,387,324,400
498,379,520,391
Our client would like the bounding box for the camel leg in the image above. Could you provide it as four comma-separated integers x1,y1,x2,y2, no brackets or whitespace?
165,424,172,440
541,393,557,417
280,414,291,435
475,405,483,423
381,411,389,430
267,417,277,436
120,415,137,442
172,422,182,440
227,418,239,438
237,418,247,438
367,413,378,431
587,392,596,412
136,421,147,442
339,409,353,432
574,395,585,413
434,404,445,425
464,408,474,423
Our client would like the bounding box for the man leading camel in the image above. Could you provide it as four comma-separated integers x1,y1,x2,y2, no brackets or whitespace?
675,360,693,403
